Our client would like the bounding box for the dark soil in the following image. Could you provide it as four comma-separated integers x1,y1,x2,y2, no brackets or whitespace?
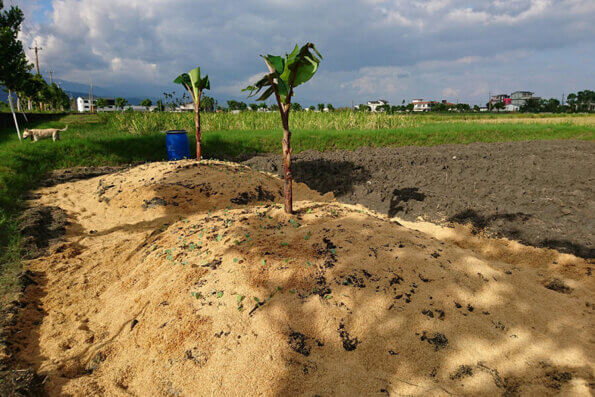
18,206,68,259
244,140,595,258
39,165,132,188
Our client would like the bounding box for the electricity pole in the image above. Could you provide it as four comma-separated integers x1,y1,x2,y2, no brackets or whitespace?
488,91,491,111
29,41,43,75
89,79,94,113
48,70,53,85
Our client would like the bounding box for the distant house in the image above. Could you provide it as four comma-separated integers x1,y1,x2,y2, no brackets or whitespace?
504,104,520,112
176,102,194,112
440,99,456,109
510,91,534,107
123,105,156,112
367,99,388,112
490,94,510,105
412,99,432,112
76,97,115,112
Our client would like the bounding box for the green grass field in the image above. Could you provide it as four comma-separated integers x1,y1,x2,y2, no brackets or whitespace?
0,111,593,306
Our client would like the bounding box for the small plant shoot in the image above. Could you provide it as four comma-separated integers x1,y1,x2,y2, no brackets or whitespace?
174,67,210,159
244,43,322,214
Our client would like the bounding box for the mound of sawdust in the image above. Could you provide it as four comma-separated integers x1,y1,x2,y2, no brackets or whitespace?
12,160,594,396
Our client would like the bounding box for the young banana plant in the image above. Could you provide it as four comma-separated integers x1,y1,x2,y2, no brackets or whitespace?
244,43,322,214
174,67,210,159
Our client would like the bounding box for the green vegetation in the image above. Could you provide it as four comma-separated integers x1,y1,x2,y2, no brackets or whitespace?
174,66,211,159
0,111,593,307
244,42,323,213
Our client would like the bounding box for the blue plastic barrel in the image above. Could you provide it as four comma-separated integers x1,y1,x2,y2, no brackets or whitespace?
165,130,191,160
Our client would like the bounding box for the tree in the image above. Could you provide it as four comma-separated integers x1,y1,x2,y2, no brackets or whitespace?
317,103,325,111
1,0,32,141
473,105,480,112
244,43,322,214
115,97,128,110
290,102,302,111
96,97,108,109
200,95,215,112
326,103,334,111
154,99,165,112
566,93,577,111
379,104,390,112
18,73,44,110
520,98,540,113
140,98,152,110
174,67,210,159
456,103,470,112
405,103,414,112
574,90,594,112
493,102,505,112
432,102,447,112
227,100,247,111
249,103,259,111
543,98,560,113
309,105,315,111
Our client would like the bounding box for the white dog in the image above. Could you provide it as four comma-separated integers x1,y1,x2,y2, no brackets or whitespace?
23,125,68,142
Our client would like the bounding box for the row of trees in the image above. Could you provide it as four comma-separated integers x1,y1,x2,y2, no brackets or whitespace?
518,91,594,113
1,1,72,141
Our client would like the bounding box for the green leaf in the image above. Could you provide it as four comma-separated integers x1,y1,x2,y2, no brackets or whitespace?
254,297,260,302
216,291,224,298
256,86,275,102
237,295,244,303
261,259,266,266
201,75,210,90
173,73,191,87
264,55,284,74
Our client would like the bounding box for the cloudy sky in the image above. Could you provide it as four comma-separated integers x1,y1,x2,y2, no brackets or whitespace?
11,0,595,106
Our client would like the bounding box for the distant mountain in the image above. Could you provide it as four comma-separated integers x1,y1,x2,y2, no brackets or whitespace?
55,79,149,105
1,80,150,106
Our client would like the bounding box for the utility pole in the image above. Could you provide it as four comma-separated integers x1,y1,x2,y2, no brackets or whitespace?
488,91,491,111
48,70,54,85
29,41,43,75
89,79,94,113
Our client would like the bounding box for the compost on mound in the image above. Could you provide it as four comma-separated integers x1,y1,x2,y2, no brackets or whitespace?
7,160,594,396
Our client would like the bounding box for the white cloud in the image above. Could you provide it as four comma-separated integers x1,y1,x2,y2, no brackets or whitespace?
11,0,595,103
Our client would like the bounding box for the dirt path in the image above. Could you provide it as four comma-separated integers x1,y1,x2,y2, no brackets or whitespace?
245,140,595,258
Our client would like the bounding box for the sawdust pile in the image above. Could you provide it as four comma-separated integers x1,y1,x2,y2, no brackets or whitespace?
12,160,594,396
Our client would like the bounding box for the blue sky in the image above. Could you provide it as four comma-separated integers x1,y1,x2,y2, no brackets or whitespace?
12,0,595,106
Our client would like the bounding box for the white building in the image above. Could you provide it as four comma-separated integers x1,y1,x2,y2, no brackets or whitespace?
367,99,388,112
504,104,520,112
176,102,194,112
76,97,157,112
76,97,116,112
412,99,432,112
